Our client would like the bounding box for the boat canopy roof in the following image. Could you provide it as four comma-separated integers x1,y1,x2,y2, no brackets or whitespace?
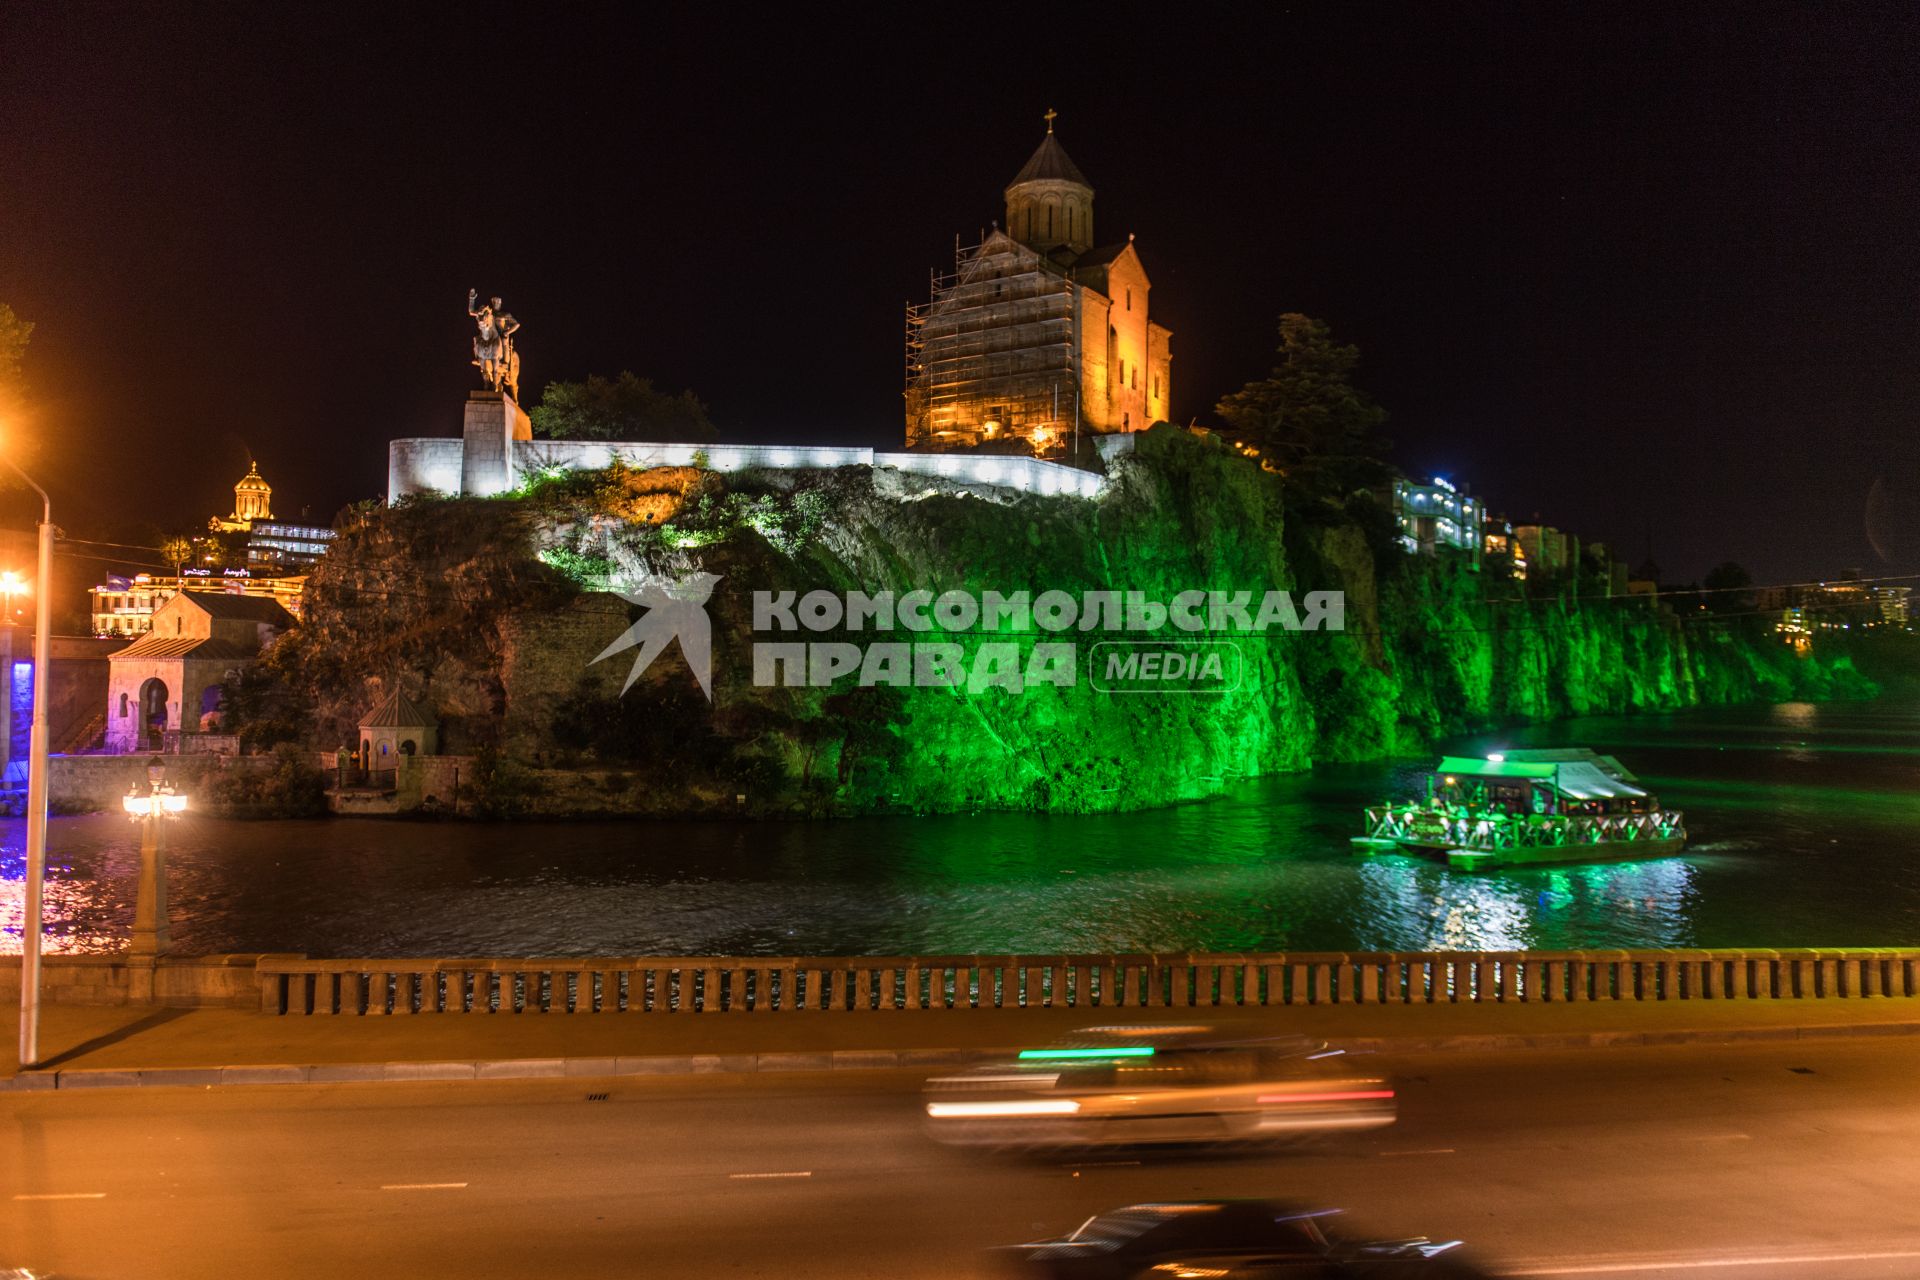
1437,756,1556,781
1550,761,1648,799
1435,751,1651,800
1500,747,1640,783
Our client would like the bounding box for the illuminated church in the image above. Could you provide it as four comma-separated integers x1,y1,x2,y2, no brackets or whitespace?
209,461,273,533
904,114,1173,456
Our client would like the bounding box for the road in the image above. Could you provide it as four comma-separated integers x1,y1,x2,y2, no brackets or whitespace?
6,1036,1920,1279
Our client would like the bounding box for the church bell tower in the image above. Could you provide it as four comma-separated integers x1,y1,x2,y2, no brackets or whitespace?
1004,110,1094,257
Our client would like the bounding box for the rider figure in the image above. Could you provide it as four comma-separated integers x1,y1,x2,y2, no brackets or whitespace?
467,289,522,400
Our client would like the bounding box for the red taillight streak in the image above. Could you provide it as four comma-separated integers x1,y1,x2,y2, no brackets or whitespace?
1255,1089,1396,1104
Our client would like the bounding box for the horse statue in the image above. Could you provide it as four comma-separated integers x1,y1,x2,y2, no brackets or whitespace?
468,288,522,402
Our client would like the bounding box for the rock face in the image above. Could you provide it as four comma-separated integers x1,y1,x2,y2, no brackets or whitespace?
284,428,1872,817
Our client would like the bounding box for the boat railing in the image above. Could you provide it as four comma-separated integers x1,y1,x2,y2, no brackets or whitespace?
1366,804,1686,851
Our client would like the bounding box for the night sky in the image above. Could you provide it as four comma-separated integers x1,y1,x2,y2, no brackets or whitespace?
2,3,1917,585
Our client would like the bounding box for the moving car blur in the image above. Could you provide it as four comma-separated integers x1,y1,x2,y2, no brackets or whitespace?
924,1025,1397,1151
997,1201,1493,1279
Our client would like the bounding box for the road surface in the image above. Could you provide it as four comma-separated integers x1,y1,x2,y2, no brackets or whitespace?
6,1036,1920,1278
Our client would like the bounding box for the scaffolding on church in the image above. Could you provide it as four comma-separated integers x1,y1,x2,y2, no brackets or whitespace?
904,237,1082,454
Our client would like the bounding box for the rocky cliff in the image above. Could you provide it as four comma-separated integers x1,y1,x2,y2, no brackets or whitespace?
265,428,1872,816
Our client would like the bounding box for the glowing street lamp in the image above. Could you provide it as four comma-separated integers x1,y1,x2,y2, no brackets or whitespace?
124,761,187,974
123,784,190,819
0,568,26,624
1,442,54,1067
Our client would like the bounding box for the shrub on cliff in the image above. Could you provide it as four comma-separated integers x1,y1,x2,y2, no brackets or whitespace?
200,744,327,818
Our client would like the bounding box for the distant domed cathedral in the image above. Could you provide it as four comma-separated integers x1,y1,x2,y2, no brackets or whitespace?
905,114,1172,456
209,461,273,533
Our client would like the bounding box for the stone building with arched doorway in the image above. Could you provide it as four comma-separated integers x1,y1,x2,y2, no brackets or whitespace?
105,591,295,753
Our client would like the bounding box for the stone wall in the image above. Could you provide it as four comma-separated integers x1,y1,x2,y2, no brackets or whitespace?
387,437,465,503
0,633,126,777
0,953,278,1008
498,594,633,754
47,752,276,814
388,436,1109,503
322,753,477,816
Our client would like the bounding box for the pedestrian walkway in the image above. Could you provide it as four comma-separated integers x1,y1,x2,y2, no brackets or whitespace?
7,995,1920,1090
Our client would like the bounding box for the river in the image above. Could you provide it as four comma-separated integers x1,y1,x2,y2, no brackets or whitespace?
3,699,1918,957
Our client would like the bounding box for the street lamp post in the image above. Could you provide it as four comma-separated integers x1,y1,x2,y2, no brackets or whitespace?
3,457,54,1067
124,759,187,1003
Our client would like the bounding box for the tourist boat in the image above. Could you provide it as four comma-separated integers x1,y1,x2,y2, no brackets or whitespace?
1350,748,1686,870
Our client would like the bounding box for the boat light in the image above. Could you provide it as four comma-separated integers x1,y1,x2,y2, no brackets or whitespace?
1017,1046,1155,1061
1487,753,1505,763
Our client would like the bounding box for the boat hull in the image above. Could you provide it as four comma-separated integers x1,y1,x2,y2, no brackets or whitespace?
1352,833,1687,868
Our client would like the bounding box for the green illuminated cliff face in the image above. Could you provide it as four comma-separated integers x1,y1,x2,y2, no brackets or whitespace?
291,427,1874,816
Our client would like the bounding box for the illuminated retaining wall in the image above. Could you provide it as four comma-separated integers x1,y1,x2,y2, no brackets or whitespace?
386,436,1112,503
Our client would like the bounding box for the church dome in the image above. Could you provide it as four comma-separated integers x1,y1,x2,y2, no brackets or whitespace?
1007,131,1091,189
1004,113,1094,256
229,461,272,524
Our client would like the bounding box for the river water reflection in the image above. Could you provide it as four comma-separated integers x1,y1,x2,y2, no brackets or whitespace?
4,700,1919,957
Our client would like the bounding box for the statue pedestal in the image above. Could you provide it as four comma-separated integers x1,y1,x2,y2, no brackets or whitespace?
461,390,532,497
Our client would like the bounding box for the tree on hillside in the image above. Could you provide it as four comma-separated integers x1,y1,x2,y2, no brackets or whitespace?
530,372,717,443
160,536,193,576
0,303,31,393
1215,313,1391,500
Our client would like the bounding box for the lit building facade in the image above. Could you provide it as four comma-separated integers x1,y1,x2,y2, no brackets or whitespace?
904,119,1172,455
91,571,306,637
1393,476,1483,561
1514,524,1571,576
1482,517,1528,580
247,521,334,572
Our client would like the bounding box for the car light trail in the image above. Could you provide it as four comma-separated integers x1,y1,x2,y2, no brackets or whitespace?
926,1099,1082,1117
1504,1248,1920,1274
1255,1089,1396,1104
1018,1047,1155,1060
12,1192,107,1201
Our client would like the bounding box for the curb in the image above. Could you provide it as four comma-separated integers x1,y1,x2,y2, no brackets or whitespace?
6,1021,1917,1092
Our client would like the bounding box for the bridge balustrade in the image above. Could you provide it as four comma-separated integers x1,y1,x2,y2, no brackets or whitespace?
253,949,1920,1015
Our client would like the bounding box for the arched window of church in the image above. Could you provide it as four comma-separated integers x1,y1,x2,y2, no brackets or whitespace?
1047,205,1054,238
1127,289,1132,311
119,692,128,718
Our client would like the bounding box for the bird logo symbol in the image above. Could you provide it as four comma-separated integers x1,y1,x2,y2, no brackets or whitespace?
590,572,721,701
